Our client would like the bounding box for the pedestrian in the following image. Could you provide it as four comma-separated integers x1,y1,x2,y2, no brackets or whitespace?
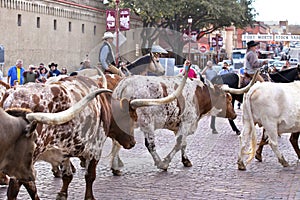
39,62,45,69
47,62,61,77
201,60,217,81
218,62,230,75
79,57,91,70
179,61,197,78
37,66,48,83
61,67,68,75
23,64,39,84
99,32,124,76
7,59,25,87
244,40,268,82
201,60,220,134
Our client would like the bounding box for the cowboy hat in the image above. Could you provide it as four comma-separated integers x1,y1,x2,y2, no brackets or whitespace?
151,45,168,54
247,40,260,48
102,32,115,40
48,62,58,68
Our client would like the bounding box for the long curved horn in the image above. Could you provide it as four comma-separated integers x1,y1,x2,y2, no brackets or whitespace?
94,66,107,89
129,65,191,109
221,70,259,94
26,88,112,125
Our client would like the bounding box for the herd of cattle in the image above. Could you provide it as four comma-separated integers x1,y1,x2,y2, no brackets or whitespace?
0,62,299,199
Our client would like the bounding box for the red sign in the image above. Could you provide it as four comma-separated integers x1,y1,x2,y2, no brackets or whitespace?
218,37,223,47
212,37,223,47
106,10,116,31
200,46,206,53
119,8,130,31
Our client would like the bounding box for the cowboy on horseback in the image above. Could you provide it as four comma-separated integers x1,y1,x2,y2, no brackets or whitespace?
244,40,268,82
99,32,125,77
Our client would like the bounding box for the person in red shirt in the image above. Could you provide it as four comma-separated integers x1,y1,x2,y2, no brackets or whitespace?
179,65,197,78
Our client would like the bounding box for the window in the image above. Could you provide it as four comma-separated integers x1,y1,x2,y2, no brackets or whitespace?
17,14,21,26
93,25,96,35
54,19,57,30
69,22,72,32
37,17,40,28
82,24,85,34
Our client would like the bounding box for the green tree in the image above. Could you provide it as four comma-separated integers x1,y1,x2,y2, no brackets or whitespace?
109,0,257,61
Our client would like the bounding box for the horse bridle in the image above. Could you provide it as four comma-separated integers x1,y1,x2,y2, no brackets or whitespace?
149,52,160,71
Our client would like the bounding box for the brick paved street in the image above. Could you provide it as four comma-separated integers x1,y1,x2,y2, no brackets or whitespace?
0,108,299,199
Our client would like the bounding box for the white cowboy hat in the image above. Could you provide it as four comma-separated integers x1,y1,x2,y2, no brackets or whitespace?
102,32,115,40
151,45,168,54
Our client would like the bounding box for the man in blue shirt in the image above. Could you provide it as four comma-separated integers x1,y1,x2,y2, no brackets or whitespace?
7,59,25,86
218,62,230,75
47,62,61,77
99,32,124,76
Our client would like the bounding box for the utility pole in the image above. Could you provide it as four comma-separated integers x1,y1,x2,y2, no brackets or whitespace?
188,17,193,61
115,0,120,67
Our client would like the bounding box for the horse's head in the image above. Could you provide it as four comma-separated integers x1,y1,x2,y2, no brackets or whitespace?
122,53,165,76
148,52,165,75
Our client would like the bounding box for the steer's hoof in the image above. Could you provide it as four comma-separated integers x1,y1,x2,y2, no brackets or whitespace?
56,192,67,200
279,157,289,167
235,130,241,135
255,153,263,162
52,170,62,178
111,168,122,176
182,158,192,167
157,161,169,171
237,160,246,171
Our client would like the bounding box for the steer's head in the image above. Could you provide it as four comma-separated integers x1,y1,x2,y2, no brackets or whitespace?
209,86,237,120
3,108,38,181
109,98,136,149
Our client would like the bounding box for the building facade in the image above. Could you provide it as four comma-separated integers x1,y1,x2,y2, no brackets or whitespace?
0,0,142,73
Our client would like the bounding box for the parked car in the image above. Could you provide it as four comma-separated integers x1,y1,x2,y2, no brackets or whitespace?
289,58,299,65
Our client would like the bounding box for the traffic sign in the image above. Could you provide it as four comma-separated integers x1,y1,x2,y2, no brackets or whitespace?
200,46,206,53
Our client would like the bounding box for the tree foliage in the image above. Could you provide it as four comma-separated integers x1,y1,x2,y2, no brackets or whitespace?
108,0,257,57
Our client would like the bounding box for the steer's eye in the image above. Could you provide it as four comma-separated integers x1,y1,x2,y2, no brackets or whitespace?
156,60,160,63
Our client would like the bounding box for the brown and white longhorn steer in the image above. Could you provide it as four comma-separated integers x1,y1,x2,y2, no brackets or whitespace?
2,73,188,199
0,88,109,200
109,74,256,173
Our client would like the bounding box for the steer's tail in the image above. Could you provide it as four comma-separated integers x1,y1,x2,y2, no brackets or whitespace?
243,87,258,165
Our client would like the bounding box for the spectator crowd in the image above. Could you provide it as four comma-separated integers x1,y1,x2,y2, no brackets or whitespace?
5,60,70,87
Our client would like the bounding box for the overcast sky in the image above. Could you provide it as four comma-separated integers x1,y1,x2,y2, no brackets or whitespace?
253,0,300,25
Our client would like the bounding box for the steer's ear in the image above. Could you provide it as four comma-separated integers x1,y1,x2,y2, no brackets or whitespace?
120,98,130,112
25,120,38,137
120,98,138,121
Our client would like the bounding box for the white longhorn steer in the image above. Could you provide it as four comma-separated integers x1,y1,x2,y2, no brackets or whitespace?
237,81,300,170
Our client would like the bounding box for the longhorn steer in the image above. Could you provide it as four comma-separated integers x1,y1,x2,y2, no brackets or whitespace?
210,73,245,135
109,73,257,173
1,76,125,199
0,88,110,200
237,81,300,170
0,108,38,199
2,73,187,199
255,66,300,162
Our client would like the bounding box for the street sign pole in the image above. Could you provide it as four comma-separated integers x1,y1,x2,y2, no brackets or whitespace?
115,0,120,67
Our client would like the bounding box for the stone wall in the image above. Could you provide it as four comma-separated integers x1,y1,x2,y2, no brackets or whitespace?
0,0,142,74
